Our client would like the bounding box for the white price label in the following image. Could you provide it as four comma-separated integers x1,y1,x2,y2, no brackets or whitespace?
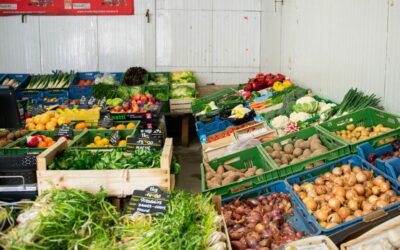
0,3,17,9
73,3,90,9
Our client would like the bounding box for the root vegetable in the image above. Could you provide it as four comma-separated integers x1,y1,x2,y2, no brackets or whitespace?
217,166,224,175
224,165,243,173
293,148,303,157
272,143,282,151
283,144,294,154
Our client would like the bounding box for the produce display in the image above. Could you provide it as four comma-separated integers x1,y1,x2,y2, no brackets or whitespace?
147,73,169,85
206,121,258,143
367,140,400,165
223,193,306,249
123,67,147,86
0,129,29,147
94,73,117,85
2,78,20,89
291,164,400,230
25,134,56,148
25,111,70,131
25,71,75,90
333,124,394,144
204,163,264,189
92,83,143,100
171,71,197,83
109,93,157,113
85,135,126,147
77,79,93,86
49,149,162,170
264,135,327,168
169,85,196,99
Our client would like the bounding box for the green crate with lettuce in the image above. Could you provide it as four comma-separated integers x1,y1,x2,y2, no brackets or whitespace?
171,71,197,84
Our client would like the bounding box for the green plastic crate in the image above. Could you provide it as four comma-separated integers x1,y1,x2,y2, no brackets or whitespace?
201,146,280,198
72,120,141,131
0,129,33,155
71,129,136,150
260,126,350,179
317,107,400,153
144,72,171,85
3,130,82,155
191,88,237,115
144,84,169,101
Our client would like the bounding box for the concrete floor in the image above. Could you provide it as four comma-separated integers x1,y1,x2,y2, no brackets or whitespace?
174,138,202,192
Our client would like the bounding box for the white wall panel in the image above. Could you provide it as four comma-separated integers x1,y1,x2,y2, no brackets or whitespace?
39,17,98,73
213,11,260,68
281,0,388,102
98,15,155,71
135,0,155,14
213,0,261,11
213,72,257,85
384,0,400,114
156,10,213,68
157,0,212,10
0,16,41,73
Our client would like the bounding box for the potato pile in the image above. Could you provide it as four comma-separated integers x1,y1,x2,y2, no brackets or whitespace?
334,124,394,144
265,135,327,169
205,163,264,189
0,129,29,147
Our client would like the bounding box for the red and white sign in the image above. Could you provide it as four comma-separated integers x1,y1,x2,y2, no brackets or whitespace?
0,0,134,15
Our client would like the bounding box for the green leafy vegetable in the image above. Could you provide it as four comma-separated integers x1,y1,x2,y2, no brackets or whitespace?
170,86,197,99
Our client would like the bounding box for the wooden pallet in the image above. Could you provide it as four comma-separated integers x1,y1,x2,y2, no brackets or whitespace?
37,137,174,197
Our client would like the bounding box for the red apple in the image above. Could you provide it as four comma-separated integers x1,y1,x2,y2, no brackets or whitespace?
140,96,148,103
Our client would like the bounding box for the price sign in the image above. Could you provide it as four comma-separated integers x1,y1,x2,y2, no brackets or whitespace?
88,96,97,106
126,129,163,151
127,186,169,217
79,96,87,105
109,130,120,146
99,97,107,109
100,111,113,129
54,124,73,139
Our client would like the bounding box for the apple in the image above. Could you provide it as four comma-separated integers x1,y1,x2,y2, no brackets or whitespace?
145,93,153,99
113,106,122,112
140,96,148,103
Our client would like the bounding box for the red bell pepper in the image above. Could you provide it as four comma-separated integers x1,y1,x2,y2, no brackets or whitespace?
26,135,43,147
242,91,251,100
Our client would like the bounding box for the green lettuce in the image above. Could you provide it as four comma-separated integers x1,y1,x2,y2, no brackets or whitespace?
292,101,319,113
170,86,197,99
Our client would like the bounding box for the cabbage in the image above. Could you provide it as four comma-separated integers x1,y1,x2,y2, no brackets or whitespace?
170,86,197,99
292,101,319,113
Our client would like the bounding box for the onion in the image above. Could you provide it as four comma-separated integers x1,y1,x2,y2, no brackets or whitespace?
373,176,385,186
314,209,328,222
236,206,246,215
376,200,389,209
345,215,356,222
305,198,317,211
332,167,343,176
315,177,324,185
325,181,334,190
372,186,380,195
346,173,357,187
231,240,246,250
260,229,272,239
326,222,338,229
352,166,362,173
380,193,391,202
338,207,351,220
247,199,260,207
346,190,358,200
259,239,271,247
304,183,315,193
298,192,307,200
348,199,359,211
385,190,397,198
342,164,351,173
334,177,344,187
335,195,345,205
380,182,391,193
329,198,341,210
230,231,244,240
356,172,367,183
353,210,363,217
368,195,379,205
316,186,327,195
255,223,265,233
324,172,332,180
365,181,374,189
353,184,365,196
247,223,257,229
327,213,342,224
362,201,373,212
308,189,318,198
293,184,301,193
320,221,327,228
333,186,346,198
324,194,334,201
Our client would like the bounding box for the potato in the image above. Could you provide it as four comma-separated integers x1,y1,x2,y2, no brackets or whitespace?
286,154,295,161
310,141,322,151
255,169,264,175
281,157,289,165
305,164,314,169
6,133,14,140
217,166,224,175
271,151,281,159
265,146,274,153
272,143,282,151
206,172,214,180
275,159,282,165
290,158,299,164
301,141,310,149
294,139,305,149
302,148,312,157
314,161,324,167
283,144,294,154
293,148,303,157
0,140,8,147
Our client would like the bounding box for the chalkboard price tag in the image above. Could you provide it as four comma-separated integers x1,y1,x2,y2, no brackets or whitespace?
88,96,97,106
126,129,163,151
54,124,73,139
109,130,120,146
128,186,169,217
99,97,107,109
100,111,113,129
80,96,87,105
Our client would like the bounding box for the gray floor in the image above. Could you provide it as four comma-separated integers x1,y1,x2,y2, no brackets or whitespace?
174,139,202,192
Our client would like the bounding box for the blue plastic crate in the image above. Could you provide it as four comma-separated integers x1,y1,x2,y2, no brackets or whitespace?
357,142,395,174
196,116,233,144
383,158,400,186
286,155,400,235
16,90,43,101
69,71,100,99
0,73,30,91
43,89,69,99
222,181,321,238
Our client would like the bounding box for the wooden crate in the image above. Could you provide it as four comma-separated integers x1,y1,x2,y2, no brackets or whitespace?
234,122,274,140
202,135,236,161
169,83,197,114
37,137,174,197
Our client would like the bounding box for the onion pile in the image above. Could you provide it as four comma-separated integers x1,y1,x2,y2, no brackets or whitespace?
292,164,400,229
223,193,306,250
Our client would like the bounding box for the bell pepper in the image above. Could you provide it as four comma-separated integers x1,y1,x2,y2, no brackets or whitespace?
283,80,292,88
272,81,285,92
255,73,265,83
248,78,267,91
242,91,252,100
26,135,43,147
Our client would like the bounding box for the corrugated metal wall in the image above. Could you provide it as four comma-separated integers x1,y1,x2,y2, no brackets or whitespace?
0,0,282,85
280,0,400,114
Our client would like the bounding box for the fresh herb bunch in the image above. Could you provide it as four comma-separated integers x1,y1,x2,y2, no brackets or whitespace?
49,149,162,170
123,67,147,86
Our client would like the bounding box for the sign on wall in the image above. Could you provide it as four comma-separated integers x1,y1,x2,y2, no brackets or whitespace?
0,0,133,15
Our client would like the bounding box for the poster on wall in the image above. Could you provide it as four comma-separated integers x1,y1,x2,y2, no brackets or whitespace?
0,0,134,15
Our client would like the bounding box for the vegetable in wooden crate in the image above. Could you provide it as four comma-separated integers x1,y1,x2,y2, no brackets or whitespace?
292,164,400,229
223,193,306,249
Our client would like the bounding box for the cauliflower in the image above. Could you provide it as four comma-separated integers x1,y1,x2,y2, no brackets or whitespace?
296,96,316,105
290,112,312,122
271,115,290,129
318,102,336,115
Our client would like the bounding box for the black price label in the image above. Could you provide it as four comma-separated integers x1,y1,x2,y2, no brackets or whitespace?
127,186,169,217
54,124,73,139
100,111,113,129
80,96,87,105
99,97,107,109
126,129,163,151
109,130,120,146
88,96,97,106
